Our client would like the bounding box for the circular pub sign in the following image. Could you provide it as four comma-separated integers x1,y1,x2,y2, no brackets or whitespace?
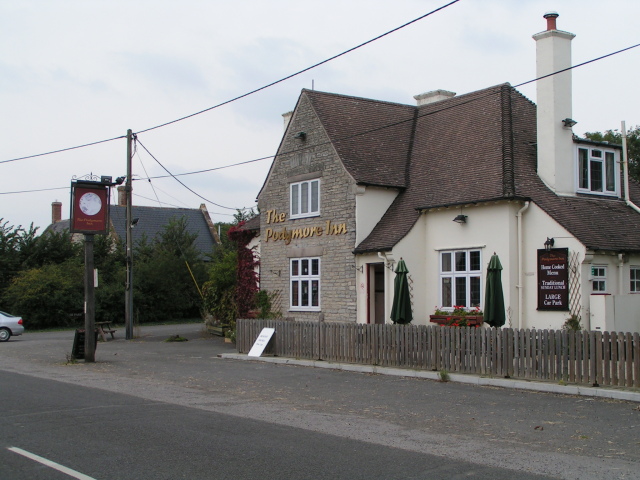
70,181,110,235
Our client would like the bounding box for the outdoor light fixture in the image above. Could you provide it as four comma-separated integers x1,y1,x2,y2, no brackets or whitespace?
270,269,281,276
562,118,577,128
544,237,555,251
114,176,125,185
131,218,139,228
453,214,467,224
294,131,307,140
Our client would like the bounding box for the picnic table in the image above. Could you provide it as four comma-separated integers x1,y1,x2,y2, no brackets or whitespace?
95,321,117,342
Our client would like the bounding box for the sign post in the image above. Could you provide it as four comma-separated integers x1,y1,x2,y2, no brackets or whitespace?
70,176,112,362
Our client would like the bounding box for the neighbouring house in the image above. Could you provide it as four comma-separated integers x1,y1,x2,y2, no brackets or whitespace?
46,186,221,258
254,12,640,333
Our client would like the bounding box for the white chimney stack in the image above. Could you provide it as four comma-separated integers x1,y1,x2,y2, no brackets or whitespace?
533,12,576,194
414,89,456,106
282,111,293,132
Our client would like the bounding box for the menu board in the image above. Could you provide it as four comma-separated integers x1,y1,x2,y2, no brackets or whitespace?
537,248,569,311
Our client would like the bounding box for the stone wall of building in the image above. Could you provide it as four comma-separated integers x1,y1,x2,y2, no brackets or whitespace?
257,93,357,322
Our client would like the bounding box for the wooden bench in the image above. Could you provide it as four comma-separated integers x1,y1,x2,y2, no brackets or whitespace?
96,322,117,341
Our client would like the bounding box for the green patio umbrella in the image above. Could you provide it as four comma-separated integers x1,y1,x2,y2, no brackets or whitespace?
390,258,413,324
484,253,506,327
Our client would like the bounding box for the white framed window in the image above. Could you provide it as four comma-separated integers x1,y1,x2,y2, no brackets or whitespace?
591,265,607,292
439,249,482,310
290,257,320,311
630,267,640,293
290,179,320,219
577,147,618,196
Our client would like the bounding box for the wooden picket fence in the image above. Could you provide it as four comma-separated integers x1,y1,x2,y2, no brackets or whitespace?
236,319,640,388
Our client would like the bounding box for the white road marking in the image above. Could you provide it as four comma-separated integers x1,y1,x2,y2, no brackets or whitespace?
8,447,97,480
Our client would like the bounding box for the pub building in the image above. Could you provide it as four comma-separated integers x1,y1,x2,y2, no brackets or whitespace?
251,13,640,333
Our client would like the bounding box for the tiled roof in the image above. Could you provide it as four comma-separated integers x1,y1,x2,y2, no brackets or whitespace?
109,205,216,257
355,84,524,253
240,214,260,231
305,89,416,188
300,84,640,254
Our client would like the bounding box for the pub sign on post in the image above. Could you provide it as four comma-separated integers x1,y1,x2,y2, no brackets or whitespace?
70,181,110,235
537,248,569,311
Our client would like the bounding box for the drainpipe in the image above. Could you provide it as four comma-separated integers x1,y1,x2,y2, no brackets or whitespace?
622,121,640,214
378,252,394,323
516,201,530,329
618,253,625,295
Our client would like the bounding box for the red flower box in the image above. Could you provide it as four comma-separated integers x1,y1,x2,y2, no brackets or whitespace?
429,315,484,327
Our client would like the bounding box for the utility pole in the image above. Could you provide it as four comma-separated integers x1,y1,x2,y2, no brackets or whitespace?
84,234,96,362
125,129,134,340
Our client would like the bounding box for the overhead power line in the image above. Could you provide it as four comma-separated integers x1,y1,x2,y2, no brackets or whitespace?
2,39,639,202
0,1,460,166
136,138,240,211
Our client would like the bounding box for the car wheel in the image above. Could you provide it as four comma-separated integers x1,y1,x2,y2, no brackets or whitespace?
0,328,10,342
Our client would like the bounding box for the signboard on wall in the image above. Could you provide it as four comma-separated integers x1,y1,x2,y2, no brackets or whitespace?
537,248,569,311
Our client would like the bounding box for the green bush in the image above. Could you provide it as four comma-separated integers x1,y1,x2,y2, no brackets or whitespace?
3,261,84,329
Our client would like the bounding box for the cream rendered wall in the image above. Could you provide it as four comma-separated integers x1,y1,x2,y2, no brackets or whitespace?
520,202,586,330
355,252,387,324
354,186,399,245
386,216,427,323
420,204,520,325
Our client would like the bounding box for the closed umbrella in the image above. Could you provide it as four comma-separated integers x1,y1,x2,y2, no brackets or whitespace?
390,258,413,324
484,253,506,327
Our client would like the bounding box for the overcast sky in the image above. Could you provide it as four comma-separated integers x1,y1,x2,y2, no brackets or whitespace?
2,0,639,233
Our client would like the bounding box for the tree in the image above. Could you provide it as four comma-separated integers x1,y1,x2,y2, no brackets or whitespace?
3,261,84,329
133,217,207,323
0,220,40,298
584,125,640,182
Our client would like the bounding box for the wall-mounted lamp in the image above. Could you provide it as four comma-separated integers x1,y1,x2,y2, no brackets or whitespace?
294,131,307,140
270,269,281,277
453,214,467,224
562,118,577,128
351,264,364,273
544,237,555,251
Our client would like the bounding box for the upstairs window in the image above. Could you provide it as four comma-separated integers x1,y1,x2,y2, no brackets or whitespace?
577,147,618,196
439,249,482,310
290,179,320,219
591,266,607,292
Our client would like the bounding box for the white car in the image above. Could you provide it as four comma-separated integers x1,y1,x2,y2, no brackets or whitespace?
0,310,24,341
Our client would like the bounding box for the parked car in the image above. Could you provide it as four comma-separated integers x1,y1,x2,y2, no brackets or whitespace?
0,310,24,341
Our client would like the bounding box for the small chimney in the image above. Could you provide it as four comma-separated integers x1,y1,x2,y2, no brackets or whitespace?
282,111,293,132
117,186,127,206
414,90,456,106
544,11,559,31
532,12,576,194
51,201,62,224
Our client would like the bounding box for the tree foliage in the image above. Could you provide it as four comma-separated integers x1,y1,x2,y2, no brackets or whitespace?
1,215,211,329
133,217,207,323
584,125,640,182
3,261,84,330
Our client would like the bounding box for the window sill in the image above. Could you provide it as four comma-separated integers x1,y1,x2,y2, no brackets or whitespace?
290,213,321,221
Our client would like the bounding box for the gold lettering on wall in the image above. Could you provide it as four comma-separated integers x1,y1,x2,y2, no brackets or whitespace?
265,220,347,245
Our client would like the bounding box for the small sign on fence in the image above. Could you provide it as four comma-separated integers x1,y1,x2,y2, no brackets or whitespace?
248,328,275,357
